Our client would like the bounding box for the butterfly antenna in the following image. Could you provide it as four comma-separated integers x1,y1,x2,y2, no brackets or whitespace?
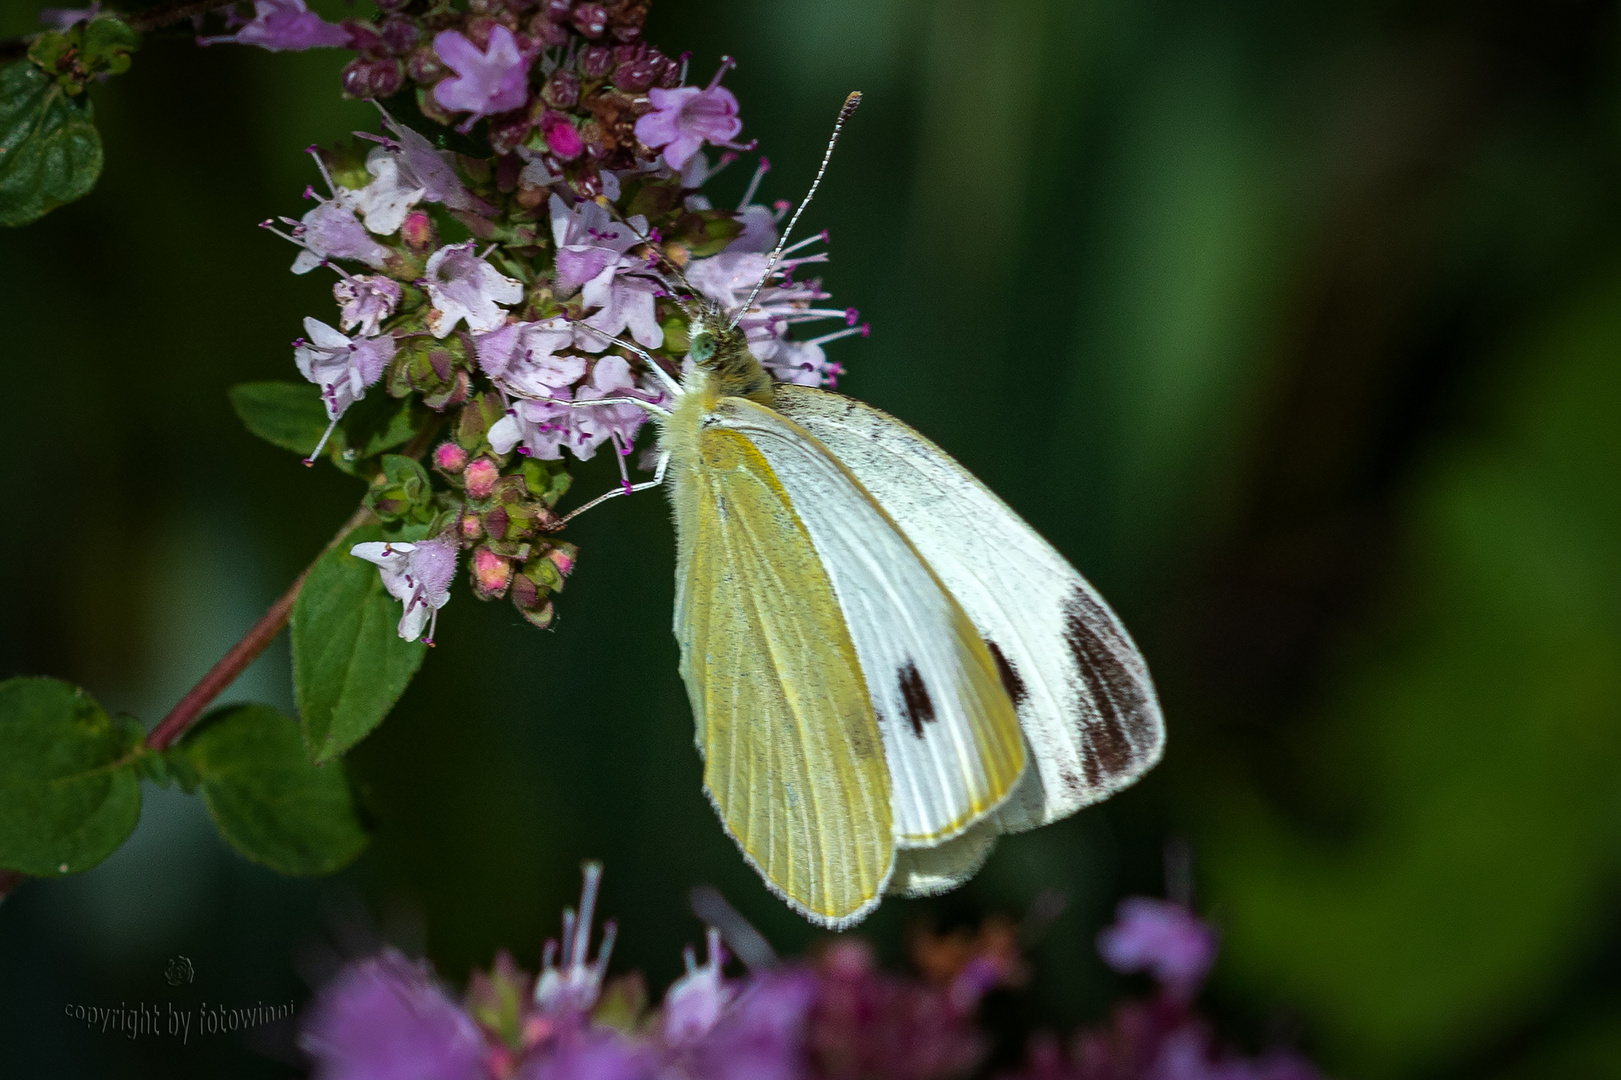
729,91,862,331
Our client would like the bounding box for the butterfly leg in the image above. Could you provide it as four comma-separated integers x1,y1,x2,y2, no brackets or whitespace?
569,324,684,398
552,450,670,528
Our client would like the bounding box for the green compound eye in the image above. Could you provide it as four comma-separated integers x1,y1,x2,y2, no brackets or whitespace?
690,333,717,364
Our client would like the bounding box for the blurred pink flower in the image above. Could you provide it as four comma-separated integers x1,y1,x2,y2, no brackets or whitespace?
198,0,349,51
634,61,747,170
432,27,532,126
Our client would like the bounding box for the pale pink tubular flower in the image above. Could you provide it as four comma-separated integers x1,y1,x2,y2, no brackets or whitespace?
432,27,532,128
198,0,350,51
350,539,459,643
423,242,524,337
476,319,589,400
294,317,396,461
334,275,401,337
634,59,749,170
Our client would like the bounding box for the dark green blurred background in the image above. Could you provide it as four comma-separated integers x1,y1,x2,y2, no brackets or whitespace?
5,0,1621,1076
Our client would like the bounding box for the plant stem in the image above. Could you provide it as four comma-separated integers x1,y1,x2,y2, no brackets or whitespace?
144,504,374,753
0,870,22,903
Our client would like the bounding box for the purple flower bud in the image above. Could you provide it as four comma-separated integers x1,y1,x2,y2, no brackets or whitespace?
341,57,405,101
542,110,584,160
1096,898,1219,1002
464,458,500,500
488,109,534,156
611,44,661,92
470,546,513,599
543,69,580,108
406,44,447,84
379,15,420,54
578,43,613,78
434,441,470,475
544,0,573,19
527,14,569,47
571,3,608,38
343,18,388,56
400,208,438,255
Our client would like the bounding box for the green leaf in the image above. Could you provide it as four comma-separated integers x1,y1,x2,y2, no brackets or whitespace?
230,382,426,475
292,524,428,762
0,678,142,875
0,61,103,228
176,704,367,875
230,380,329,457
79,16,140,79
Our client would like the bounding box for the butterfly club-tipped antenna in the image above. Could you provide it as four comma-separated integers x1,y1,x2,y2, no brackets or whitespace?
729,90,863,332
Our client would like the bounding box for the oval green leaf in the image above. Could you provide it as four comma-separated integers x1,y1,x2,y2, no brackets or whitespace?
178,704,368,875
292,524,428,763
0,61,103,228
0,677,141,875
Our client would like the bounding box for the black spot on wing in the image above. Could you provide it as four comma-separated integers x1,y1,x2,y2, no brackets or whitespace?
986,641,1028,707
1062,588,1154,788
897,661,935,738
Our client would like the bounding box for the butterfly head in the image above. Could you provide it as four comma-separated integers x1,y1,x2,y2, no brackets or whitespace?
690,306,773,403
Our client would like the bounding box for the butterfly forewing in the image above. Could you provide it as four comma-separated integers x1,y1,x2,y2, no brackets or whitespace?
671,424,894,928
772,386,1164,834
709,397,1027,848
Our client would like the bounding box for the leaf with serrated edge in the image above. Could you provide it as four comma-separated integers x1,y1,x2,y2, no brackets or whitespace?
292,524,427,762
0,678,141,875
180,704,367,875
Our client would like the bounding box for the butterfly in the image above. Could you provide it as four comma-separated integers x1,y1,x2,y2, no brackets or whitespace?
569,94,1163,928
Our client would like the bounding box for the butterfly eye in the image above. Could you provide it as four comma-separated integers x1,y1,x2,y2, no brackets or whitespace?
690,332,717,364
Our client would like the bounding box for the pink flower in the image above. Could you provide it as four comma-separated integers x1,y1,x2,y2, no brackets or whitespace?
432,27,532,126
634,61,747,170
294,318,394,422
334,275,401,337
299,951,485,1080
476,319,590,399
423,242,525,337
541,110,584,160
1097,898,1220,1002
198,0,349,51
350,538,459,642
548,195,664,351
486,356,657,463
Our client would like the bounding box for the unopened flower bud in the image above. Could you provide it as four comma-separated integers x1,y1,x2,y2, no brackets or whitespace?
343,19,388,56
425,368,471,411
460,513,483,541
470,546,513,600
572,3,608,38
543,69,580,109
611,46,660,92
342,57,404,101
541,111,584,160
546,542,578,578
400,208,438,254
609,0,648,41
486,112,531,158
527,14,568,46
544,0,572,19
482,504,511,540
464,458,500,500
578,44,613,78
406,45,447,85
434,441,470,475
379,15,420,53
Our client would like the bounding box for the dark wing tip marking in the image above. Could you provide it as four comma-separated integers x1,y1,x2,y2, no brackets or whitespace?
1061,588,1156,788
897,661,935,738
986,641,1028,707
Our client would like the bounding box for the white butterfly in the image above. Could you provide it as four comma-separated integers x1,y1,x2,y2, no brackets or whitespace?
558,94,1164,928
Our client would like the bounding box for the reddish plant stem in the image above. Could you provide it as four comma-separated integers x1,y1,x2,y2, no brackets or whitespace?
144,505,374,753
0,870,23,902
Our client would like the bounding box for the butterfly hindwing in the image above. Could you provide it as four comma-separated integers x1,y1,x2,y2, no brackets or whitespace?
670,424,894,928
772,386,1165,835
708,397,1027,848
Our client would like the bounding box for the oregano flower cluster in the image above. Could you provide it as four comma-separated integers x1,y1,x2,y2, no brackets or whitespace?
232,0,868,641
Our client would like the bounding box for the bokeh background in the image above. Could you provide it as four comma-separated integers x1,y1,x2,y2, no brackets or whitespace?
4,0,1621,1076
